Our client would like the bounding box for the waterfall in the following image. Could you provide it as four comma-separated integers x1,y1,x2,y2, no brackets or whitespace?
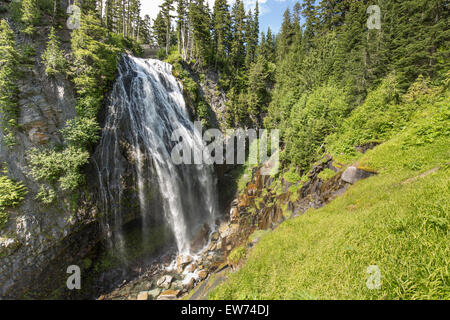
94,55,218,257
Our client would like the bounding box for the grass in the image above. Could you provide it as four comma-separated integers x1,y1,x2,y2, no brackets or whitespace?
208,88,449,300
317,168,337,181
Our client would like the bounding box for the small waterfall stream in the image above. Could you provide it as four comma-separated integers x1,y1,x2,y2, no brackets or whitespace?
94,55,218,259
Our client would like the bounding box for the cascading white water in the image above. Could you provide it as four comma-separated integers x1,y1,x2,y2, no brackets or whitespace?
94,55,218,256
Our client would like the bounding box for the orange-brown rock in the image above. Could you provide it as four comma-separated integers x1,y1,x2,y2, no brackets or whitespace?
157,290,180,300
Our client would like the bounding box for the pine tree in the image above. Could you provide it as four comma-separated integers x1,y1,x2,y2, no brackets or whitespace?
301,0,319,49
230,0,246,69
140,14,153,44
245,2,259,68
247,54,270,127
21,0,40,35
189,0,212,67
0,20,20,146
153,11,167,48
212,0,231,68
41,27,66,76
277,8,294,59
160,0,175,56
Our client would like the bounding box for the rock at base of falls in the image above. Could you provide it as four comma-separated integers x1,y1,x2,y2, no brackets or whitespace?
156,274,173,289
157,289,180,300
137,291,149,300
176,254,194,273
148,288,162,299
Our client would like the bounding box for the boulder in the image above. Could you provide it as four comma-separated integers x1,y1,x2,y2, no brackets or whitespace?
341,166,376,184
177,254,193,273
211,231,219,242
157,290,180,300
0,238,21,257
184,263,197,273
218,222,239,239
147,288,162,300
136,291,149,300
156,275,173,289
172,280,184,290
198,270,208,280
208,242,217,251
230,207,240,222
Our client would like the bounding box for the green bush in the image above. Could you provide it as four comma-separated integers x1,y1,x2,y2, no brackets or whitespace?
41,27,66,76
0,169,27,230
283,167,301,184
28,146,90,191
20,0,40,35
35,185,56,204
8,1,22,23
228,245,246,266
325,75,435,164
61,117,100,148
283,84,351,171
318,168,336,181
0,20,20,147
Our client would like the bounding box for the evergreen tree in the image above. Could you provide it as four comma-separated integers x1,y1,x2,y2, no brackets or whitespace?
189,0,212,67
160,0,175,56
0,20,20,146
153,11,167,48
301,0,319,48
21,0,40,35
245,2,259,68
140,14,153,44
177,0,188,58
212,0,231,68
230,0,246,69
41,27,66,76
277,8,294,59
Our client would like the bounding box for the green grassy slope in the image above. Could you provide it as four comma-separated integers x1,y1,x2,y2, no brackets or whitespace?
209,84,449,300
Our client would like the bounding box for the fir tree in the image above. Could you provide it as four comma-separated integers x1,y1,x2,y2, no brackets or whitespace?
21,0,40,35
212,0,231,68
41,27,66,76
0,20,20,146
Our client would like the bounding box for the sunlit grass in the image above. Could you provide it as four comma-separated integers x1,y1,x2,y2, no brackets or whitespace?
209,97,449,300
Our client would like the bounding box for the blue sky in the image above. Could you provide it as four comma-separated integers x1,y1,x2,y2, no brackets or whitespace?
141,0,300,34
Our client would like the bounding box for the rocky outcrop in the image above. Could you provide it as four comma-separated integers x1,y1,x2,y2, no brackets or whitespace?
0,4,100,299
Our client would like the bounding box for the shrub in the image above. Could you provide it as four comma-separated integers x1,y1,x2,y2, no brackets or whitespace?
318,168,336,181
41,27,66,76
283,84,351,171
0,168,27,230
35,185,56,204
21,0,40,35
28,146,90,191
326,75,433,164
0,20,20,147
228,245,246,268
61,117,100,148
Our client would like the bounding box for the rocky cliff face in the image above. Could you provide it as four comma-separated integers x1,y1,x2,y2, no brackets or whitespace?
0,3,102,299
